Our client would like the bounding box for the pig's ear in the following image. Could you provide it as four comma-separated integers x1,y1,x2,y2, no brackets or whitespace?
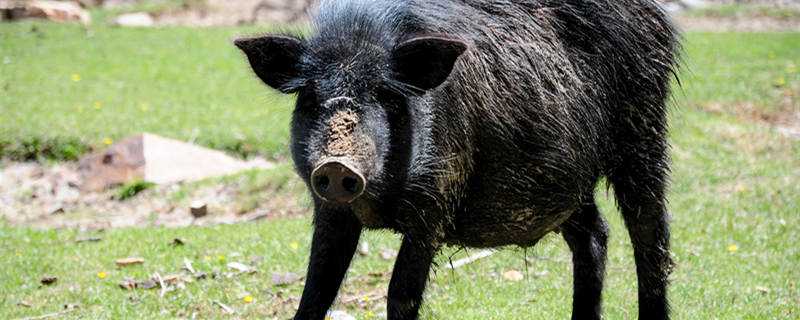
234,35,305,93
391,36,467,92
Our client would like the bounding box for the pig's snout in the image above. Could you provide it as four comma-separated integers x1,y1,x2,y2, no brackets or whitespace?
311,159,366,204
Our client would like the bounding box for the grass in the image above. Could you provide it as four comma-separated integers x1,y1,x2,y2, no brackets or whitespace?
1,21,799,319
114,180,156,201
0,22,295,160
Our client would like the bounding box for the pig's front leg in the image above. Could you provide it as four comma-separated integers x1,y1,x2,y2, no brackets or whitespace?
293,209,362,320
387,236,439,320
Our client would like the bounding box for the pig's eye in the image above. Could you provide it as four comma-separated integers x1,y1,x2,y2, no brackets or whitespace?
294,88,321,113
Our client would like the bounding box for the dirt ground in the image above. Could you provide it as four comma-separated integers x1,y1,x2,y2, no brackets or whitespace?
151,0,800,32
675,15,800,31
0,161,308,230
156,0,314,26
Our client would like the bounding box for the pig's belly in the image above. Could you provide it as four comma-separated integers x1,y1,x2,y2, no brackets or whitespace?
447,207,574,248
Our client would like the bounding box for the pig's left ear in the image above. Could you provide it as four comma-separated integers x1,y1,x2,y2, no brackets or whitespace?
234,35,305,93
391,36,467,92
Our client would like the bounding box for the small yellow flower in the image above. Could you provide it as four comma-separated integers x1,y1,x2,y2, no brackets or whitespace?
365,311,375,319
787,64,797,74
727,244,738,253
203,255,211,262
217,255,226,262
102,138,113,146
97,271,107,279
773,77,786,88
361,295,370,303
93,101,103,110
139,103,150,112
289,241,300,250
243,295,254,303
71,74,81,82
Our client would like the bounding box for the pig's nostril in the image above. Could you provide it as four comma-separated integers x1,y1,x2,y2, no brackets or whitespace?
314,176,330,192
342,176,358,193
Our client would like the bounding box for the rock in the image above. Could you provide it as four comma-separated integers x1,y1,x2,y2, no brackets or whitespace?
78,133,273,191
679,0,709,9
101,0,141,8
112,12,154,27
48,205,65,215
357,241,369,256
40,276,58,286
502,270,524,282
659,0,709,12
326,310,356,320
379,248,397,260
0,0,91,25
271,272,301,286
189,201,208,218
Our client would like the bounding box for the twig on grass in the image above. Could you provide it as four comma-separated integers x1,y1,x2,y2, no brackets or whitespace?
213,300,236,314
446,249,495,269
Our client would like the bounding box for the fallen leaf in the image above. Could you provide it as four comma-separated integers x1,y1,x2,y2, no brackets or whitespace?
115,257,145,267
379,249,397,260
227,262,255,274
161,274,182,285
755,286,770,294
183,258,196,274
213,300,235,314
40,276,58,286
118,278,138,290
17,301,32,308
503,270,524,282
139,279,158,289
272,272,302,286
75,237,102,243
118,277,159,290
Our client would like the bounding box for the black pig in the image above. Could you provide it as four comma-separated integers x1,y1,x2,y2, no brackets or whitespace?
236,0,680,319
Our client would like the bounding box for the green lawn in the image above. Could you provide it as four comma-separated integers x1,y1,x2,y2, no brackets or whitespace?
0,22,295,160
1,21,799,319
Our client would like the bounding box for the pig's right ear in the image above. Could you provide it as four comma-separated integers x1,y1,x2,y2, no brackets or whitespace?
234,35,305,93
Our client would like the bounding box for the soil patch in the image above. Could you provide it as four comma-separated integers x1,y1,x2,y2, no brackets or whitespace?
701,96,800,139
675,15,800,31
155,0,313,26
0,161,308,230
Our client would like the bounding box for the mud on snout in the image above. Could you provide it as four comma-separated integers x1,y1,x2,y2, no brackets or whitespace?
310,108,378,204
